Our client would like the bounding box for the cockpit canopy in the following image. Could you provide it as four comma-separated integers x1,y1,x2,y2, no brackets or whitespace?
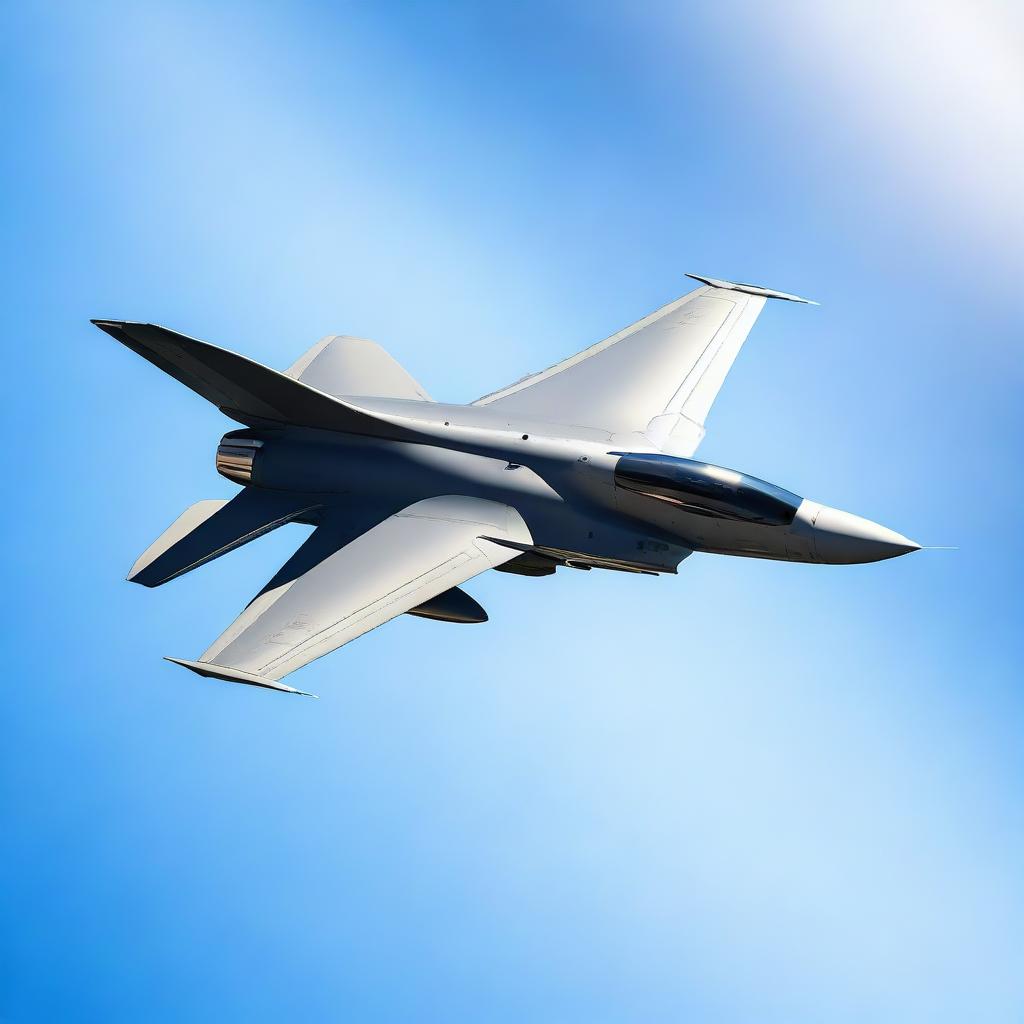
613,453,802,526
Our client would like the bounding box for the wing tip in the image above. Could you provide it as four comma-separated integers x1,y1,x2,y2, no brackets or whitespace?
164,657,319,697
686,273,819,305
91,319,159,346
91,319,125,340
91,318,147,330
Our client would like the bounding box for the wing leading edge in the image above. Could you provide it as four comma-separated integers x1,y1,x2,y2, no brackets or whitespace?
168,495,533,695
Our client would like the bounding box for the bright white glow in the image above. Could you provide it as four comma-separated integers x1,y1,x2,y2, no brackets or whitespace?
707,1,1024,281
703,464,743,485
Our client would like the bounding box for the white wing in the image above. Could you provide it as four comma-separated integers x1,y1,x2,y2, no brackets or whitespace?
167,495,532,696
475,275,814,456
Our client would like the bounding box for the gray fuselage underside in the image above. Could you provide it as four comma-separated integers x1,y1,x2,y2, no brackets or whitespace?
228,394,816,570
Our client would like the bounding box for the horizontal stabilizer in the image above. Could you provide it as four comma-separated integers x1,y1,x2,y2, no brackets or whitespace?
165,658,318,697
684,274,818,305
91,320,422,439
129,489,320,587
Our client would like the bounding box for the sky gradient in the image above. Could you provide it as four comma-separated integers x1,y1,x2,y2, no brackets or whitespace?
3,2,1023,1021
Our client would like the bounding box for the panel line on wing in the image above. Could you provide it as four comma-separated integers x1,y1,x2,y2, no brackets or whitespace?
663,297,741,414
258,551,474,675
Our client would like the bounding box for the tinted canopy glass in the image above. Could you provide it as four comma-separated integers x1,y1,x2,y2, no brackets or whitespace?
613,453,801,526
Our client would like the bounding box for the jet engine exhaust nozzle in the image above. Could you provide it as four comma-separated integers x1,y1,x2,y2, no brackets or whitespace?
216,434,263,485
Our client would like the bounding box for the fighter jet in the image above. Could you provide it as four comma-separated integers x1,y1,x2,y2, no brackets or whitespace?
94,274,918,697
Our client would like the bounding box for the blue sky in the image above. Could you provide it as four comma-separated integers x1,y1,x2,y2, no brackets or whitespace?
2,2,1022,1020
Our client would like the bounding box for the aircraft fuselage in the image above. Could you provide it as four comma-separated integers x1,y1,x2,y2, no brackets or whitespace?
217,394,918,572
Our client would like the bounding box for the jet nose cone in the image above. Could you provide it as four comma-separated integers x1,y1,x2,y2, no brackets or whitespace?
811,506,921,564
